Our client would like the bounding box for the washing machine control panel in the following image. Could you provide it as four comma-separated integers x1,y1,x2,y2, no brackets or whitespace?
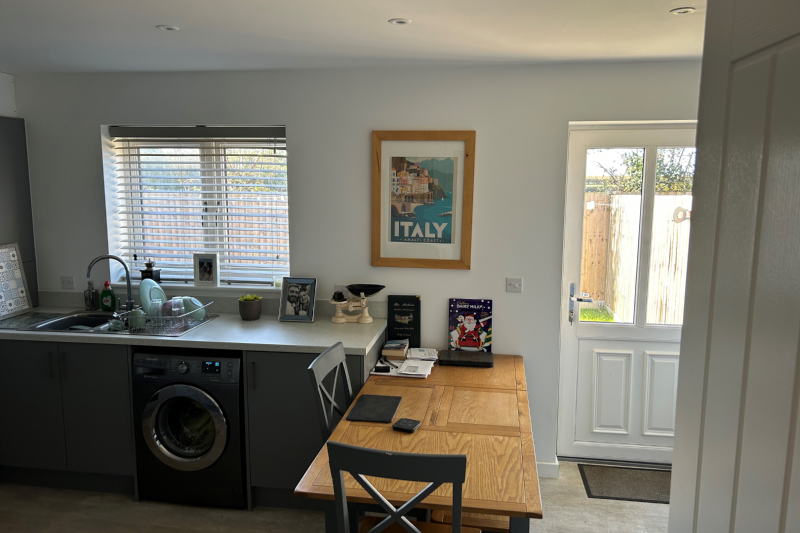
133,355,240,384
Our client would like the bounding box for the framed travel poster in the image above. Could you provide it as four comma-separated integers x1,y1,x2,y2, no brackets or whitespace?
371,130,475,270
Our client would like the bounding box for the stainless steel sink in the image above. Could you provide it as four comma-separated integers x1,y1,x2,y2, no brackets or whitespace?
25,311,115,332
24,309,218,337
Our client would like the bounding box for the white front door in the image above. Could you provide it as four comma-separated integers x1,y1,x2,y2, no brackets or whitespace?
558,124,696,464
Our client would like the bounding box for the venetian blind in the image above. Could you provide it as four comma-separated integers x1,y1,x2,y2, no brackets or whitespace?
109,126,289,284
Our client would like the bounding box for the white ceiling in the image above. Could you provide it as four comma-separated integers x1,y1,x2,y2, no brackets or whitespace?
0,0,706,73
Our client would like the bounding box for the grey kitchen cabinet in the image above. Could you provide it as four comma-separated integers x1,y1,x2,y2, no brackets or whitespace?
0,117,39,306
59,343,133,476
246,351,363,489
0,340,67,470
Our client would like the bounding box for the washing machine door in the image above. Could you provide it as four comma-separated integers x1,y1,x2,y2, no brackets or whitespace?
142,384,228,472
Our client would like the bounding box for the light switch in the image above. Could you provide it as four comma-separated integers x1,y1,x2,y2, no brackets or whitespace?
506,277,523,293
60,276,75,290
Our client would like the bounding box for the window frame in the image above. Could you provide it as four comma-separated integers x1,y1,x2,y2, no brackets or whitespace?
101,126,289,289
563,123,697,343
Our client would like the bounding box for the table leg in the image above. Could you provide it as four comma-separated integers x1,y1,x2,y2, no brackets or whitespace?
509,516,530,533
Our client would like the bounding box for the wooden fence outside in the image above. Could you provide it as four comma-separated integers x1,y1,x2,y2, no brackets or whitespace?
580,193,692,325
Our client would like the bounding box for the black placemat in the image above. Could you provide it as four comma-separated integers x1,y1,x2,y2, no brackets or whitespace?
346,395,402,423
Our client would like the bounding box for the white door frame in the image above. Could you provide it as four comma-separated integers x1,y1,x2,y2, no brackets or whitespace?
557,122,697,462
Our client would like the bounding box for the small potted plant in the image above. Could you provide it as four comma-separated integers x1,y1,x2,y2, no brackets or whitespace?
239,294,263,321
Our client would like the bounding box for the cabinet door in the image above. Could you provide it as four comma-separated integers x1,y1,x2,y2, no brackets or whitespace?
59,343,133,476
246,351,362,489
0,340,66,470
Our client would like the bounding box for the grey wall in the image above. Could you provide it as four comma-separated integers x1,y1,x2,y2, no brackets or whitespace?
14,60,701,474
0,73,16,117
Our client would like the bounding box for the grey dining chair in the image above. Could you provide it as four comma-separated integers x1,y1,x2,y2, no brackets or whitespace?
327,441,480,533
308,342,354,440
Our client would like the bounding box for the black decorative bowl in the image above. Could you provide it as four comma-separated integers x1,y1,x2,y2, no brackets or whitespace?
346,284,385,298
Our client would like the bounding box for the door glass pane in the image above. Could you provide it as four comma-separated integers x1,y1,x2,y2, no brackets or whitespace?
646,147,696,326
580,148,644,324
155,396,216,458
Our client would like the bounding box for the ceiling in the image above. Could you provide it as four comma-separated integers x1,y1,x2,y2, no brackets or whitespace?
0,0,706,73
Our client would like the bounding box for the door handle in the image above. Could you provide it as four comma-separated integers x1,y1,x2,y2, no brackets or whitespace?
568,283,593,325
251,362,256,390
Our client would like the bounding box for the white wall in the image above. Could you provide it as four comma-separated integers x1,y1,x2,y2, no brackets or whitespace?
0,72,16,117
14,61,701,474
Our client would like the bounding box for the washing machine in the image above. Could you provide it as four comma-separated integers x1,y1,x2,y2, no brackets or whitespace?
132,351,245,508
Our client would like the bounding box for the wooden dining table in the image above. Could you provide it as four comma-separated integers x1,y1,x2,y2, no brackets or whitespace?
294,354,542,533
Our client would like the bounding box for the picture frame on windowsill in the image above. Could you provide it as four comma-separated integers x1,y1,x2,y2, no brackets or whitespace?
193,252,220,287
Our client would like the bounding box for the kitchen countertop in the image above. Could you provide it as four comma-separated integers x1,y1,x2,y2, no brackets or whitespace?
0,307,387,356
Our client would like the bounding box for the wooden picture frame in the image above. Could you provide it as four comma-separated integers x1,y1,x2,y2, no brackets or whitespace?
371,130,475,270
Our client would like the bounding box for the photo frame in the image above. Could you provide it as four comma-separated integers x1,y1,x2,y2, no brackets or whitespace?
193,252,219,287
0,242,32,320
371,130,475,270
279,277,317,322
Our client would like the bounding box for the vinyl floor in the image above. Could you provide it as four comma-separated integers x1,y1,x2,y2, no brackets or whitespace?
0,463,669,533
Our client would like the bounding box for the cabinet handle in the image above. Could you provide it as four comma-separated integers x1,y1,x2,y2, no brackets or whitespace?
251,362,256,390
47,352,54,378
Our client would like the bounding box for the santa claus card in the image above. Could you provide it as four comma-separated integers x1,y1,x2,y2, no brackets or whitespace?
447,299,493,352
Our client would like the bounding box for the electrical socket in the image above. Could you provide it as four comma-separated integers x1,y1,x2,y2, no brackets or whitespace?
506,277,523,293
60,275,75,290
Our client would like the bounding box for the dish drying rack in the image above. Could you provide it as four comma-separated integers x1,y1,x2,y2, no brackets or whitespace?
112,300,216,337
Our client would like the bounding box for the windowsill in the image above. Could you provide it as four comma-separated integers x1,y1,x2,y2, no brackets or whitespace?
110,280,283,299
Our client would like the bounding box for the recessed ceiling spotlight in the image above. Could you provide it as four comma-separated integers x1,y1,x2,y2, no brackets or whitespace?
156,25,180,31
669,7,696,15
388,18,411,25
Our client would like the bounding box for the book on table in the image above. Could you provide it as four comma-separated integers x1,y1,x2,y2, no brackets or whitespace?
382,338,410,360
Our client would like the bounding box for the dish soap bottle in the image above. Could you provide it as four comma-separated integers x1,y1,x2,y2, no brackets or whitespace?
100,281,116,312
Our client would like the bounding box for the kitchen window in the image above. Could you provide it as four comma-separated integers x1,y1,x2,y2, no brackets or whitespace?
105,126,288,285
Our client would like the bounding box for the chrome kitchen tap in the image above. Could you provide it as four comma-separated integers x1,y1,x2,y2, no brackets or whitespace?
87,254,135,312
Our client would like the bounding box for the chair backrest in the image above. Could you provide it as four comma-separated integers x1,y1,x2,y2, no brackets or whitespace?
308,342,354,440
327,441,467,533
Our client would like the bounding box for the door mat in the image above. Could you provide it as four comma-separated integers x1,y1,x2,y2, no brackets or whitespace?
578,464,671,504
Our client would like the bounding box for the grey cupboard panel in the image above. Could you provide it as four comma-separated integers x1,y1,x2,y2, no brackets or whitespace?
0,117,38,307
59,343,133,476
245,351,362,489
0,340,66,470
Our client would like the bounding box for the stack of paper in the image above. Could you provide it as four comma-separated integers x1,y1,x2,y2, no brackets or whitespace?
407,348,438,361
397,359,434,378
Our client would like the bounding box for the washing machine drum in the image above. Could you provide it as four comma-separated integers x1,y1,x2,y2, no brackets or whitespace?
142,384,228,471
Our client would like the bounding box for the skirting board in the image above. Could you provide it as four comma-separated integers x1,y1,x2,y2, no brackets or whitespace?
0,466,134,495
537,459,559,479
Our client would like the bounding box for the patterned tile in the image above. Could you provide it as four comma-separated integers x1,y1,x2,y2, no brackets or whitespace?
0,245,30,318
